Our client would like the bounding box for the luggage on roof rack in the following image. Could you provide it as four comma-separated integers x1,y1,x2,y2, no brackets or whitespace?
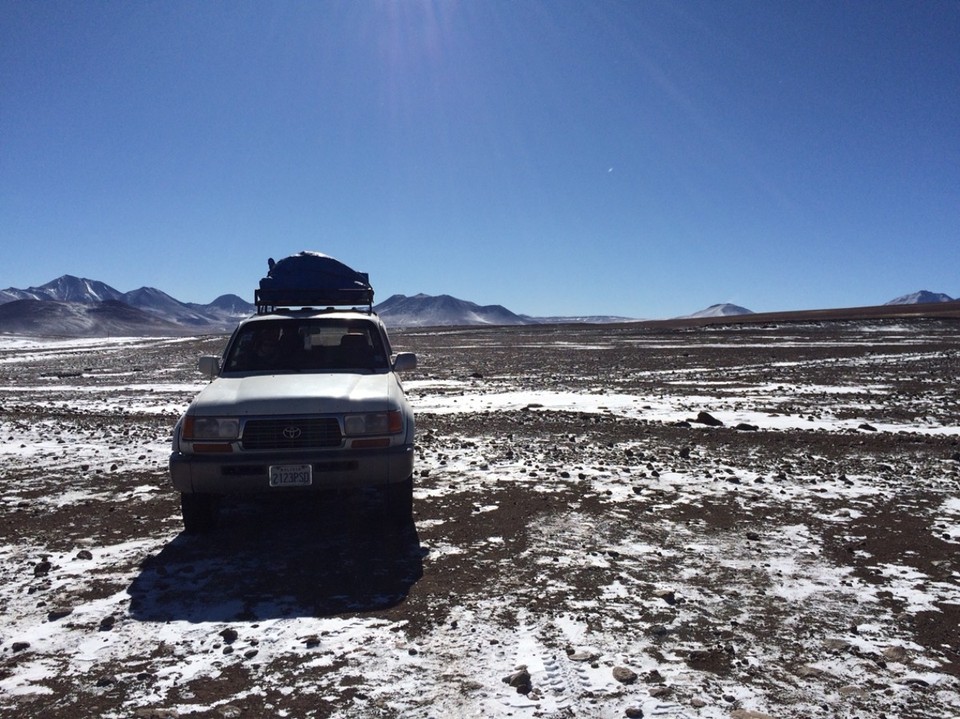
255,251,374,312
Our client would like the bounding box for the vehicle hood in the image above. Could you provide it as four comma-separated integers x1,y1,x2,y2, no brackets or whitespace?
188,371,401,416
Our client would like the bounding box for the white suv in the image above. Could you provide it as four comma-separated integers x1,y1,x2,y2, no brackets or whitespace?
169,308,417,533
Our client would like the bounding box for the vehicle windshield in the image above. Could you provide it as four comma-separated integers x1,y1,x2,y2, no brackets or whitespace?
223,318,389,372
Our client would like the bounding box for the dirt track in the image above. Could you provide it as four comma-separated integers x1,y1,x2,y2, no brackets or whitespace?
1,320,959,718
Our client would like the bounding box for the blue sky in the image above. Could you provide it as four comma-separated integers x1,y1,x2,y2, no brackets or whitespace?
2,1,958,318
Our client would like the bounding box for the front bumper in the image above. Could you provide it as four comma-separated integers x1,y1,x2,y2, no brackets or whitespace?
169,444,414,494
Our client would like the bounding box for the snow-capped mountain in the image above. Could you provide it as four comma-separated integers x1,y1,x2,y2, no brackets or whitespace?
885,290,954,305
0,275,124,304
123,287,222,327
2,273,956,337
682,303,754,319
374,294,533,327
0,299,185,336
189,294,258,325
0,275,255,334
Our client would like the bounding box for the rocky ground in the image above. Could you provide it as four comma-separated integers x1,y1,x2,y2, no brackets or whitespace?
0,320,958,718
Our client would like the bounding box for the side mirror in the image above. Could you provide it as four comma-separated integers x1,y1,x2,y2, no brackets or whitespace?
198,356,221,378
392,352,417,372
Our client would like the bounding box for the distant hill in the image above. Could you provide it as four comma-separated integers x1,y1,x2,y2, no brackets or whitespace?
190,294,258,325
885,290,954,305
682,303,754,319
122,286,220,327
2,274,959,337
0,275,124,304
632,299,960,330
375,294,638,326
374,294,533,327
0,299,186,336
524,314,640,324
0,275,255,335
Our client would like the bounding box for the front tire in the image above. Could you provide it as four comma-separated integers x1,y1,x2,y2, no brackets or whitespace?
181,493,217,534
381,476,413,523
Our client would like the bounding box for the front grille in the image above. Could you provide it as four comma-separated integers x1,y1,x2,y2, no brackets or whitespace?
241,418,342,450
220,460,357,477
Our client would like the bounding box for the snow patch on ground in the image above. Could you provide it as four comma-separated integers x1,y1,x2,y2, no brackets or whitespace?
1,327,959,717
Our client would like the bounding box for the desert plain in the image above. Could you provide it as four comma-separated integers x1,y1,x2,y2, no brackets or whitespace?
0,318,958,718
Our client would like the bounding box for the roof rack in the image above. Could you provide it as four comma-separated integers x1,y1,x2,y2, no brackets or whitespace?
255,252,374,314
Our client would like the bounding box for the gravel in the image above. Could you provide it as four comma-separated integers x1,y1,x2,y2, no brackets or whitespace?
0,320,958,718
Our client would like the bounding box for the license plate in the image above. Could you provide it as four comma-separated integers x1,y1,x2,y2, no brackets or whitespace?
269,464,313,487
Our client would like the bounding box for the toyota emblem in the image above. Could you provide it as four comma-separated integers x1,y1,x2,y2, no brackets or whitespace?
282,426,302,440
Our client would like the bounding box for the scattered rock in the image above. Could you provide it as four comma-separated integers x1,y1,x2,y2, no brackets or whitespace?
33,560,52,577
686,645,733,672
219,628,239,645
882,645,910,663
644,669,665,684
694,411,723,427
99,616,116,631
795,664,824,678
612,666,638,685
624,707,644,718
730,711,775,719
47,608,73,622
11,642,30,653
75,549,94,560
858,423,877,432
502,666,532,694
653,588,677,605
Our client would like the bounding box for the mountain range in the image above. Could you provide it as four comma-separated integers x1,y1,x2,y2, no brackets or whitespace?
0,276,254,336
884,290,955,305
374,294,634,327
0,275,956,337
682,303,754,319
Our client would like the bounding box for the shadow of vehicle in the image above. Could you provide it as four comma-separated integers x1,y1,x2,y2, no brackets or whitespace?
127,490,423,623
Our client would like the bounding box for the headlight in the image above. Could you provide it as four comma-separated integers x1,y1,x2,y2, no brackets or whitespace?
343,410,402,436
182,416,240,440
